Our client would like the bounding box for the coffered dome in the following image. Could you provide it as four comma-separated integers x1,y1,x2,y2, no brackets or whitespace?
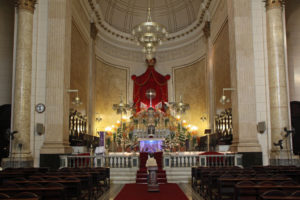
96,0,203,34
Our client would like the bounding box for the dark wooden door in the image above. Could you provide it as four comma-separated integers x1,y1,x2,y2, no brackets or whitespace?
0,104,11,162
291,101,300,155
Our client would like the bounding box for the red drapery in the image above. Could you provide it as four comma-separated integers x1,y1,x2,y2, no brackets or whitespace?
139,152,163,171
132,59,170,112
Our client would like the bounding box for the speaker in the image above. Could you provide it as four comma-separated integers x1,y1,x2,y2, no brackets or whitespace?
257,121,266,134
291,102,300,155
36,123,45,135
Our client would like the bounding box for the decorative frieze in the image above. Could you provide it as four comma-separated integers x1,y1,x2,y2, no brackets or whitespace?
15,0,37,13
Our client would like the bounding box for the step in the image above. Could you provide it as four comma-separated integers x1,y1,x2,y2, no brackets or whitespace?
165,167,192,183
136,178,167,184
110,168,138,184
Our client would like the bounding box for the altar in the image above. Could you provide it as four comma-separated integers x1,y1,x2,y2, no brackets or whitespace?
82,57,204,157
139,138,164,153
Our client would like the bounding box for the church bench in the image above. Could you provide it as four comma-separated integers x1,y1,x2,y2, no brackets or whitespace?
260,197,300,200
0,192,41,200
235,184,300,200
91,167,110,190
28,175,91,200
215,177,292,200
0,186,65,200
7,198,40,200
3,179,81,195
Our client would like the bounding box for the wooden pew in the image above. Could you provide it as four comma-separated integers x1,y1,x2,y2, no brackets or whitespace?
235,185,300,200
0,186,65,200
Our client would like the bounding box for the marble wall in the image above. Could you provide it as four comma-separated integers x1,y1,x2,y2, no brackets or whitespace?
95,59,128,132
212,21,232,113
174,58,208,134
0,0,14,105
286,0,300,102
70,21,90,116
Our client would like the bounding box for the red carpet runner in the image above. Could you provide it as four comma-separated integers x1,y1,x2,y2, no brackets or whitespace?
136,152,167,184
114,183,188,200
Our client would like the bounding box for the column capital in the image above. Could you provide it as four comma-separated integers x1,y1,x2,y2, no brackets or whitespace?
15,0,37,13
264,0,286,10
90,22,98,40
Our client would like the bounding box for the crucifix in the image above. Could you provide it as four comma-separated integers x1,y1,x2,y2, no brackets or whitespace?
146,89,156,108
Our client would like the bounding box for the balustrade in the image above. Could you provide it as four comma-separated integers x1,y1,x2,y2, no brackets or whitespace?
60,153,139,168
60,152,242,168
198,153,242,167
163,152,200,168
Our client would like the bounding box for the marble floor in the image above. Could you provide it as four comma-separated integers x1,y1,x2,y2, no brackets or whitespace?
98,183,204,200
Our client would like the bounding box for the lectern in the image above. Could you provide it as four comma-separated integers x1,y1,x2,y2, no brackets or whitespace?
147,166,159,192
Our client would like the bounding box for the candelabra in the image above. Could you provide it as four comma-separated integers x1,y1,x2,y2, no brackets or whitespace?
219,88,235,105
67,89,82,105
113,97,131,151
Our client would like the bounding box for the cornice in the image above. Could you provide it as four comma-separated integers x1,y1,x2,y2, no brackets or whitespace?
96,32,206,66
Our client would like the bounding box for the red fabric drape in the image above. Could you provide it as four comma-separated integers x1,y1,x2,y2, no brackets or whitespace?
139,152,163,170
132,63,170,112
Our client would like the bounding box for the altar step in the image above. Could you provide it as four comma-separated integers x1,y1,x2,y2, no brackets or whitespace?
110,168,138,184
110,167,191,184
165,167,191,183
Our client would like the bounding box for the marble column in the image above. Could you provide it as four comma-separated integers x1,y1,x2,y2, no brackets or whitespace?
265,0,290,161
40,0,72,160
3,0,37,167
203,21,214,130
88,22,98,137
203,21,214,151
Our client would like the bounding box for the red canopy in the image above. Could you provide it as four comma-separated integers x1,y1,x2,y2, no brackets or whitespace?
131,59,170,112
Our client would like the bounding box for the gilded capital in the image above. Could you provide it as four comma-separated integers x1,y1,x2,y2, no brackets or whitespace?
264,0,286,9
15,0,37,13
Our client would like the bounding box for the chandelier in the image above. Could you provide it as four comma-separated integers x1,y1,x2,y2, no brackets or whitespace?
113,97,131,115
132,2,168,60
170,96,190,116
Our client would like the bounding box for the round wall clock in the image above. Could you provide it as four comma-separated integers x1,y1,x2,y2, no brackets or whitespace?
35,103,46,113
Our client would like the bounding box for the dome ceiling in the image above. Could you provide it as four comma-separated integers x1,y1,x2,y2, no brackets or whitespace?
95,0,203,34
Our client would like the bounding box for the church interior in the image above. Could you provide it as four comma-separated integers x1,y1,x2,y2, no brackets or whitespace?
1,0,300,199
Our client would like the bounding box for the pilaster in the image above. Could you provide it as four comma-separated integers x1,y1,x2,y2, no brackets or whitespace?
227,0,261,156
40,0,72,155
